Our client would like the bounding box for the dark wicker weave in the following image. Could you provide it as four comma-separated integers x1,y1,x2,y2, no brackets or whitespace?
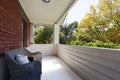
5,48,42,80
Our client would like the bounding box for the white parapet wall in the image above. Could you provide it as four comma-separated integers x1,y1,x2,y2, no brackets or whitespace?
58,45,120,80
27,44,56,56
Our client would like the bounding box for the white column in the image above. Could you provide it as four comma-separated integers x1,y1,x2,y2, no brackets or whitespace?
54,24,59,44
53,24,59,56
30,23,35,44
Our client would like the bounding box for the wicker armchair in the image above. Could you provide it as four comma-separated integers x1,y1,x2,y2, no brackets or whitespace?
5,48,42,80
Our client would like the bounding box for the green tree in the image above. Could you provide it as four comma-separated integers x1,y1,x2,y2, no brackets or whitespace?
59,0,120,48
76,0,120,48
34,26,53,44
60,21,78,44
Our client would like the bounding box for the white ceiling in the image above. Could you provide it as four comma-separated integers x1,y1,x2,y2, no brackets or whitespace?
19,0,78,25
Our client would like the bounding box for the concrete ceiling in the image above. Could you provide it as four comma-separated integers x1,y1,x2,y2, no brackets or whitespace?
19,0,78,25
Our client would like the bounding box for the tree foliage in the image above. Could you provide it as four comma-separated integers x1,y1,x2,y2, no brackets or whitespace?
34,26,53,44
60,0,120,49
60,21,78,44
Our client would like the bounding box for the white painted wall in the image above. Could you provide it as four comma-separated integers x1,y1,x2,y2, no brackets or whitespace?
27,44,56,56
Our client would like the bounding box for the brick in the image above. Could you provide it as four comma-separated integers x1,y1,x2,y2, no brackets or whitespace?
1,28,7,32
0,44,7,48
4,41,10,44
0,36,6,40
0,31,3,36
8,44,12,47
0,48,4,52
0,0,30,54
4,48,10,51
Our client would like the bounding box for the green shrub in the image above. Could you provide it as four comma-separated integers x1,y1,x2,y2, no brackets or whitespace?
74,40,120,49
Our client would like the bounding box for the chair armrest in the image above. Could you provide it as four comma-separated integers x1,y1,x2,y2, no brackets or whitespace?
32,51,42,55
30,52,42,61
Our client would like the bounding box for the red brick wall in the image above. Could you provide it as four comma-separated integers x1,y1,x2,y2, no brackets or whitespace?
0,0,30,55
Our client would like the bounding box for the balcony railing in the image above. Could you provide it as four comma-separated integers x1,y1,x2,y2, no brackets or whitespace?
27,44,120,80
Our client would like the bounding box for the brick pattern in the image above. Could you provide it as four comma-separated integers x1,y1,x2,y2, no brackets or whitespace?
0,7,22,55
0,0,31,55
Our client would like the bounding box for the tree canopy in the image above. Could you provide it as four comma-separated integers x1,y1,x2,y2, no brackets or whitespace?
34,26,53,44
60,21,78,44
60,0,120,49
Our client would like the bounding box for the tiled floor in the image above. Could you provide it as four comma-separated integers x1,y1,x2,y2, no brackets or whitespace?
41,56,83,80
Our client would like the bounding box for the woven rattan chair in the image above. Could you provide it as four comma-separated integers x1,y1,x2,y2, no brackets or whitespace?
5,48,42,80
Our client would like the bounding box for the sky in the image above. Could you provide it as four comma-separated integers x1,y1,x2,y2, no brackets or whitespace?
63,0,99,25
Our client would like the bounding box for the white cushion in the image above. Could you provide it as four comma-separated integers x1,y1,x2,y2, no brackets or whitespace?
15,54,30,64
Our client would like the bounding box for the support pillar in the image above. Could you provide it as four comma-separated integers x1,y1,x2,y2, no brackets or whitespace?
30,23,35,44
53,24,59,44
53,24,59,56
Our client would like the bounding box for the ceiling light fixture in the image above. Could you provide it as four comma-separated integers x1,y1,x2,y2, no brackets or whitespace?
42,0,50,3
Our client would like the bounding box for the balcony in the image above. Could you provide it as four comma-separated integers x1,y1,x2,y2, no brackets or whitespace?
27,44,120,80
0,0,120,80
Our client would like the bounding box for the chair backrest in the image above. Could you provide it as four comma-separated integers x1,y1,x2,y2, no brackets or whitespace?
5,49,18,64
5,48,31,64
